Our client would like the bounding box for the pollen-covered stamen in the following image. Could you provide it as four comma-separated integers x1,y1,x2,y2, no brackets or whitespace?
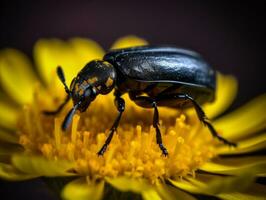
17,87,217,183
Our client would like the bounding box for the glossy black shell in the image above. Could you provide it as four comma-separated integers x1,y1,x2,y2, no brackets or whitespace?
104,46,216,105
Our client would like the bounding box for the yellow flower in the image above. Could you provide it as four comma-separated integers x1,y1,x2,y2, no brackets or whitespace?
0,35,265,200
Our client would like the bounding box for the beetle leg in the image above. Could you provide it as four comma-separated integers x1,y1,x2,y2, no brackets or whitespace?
152,101,169,156
156,93,237,147
43,95,70,115
129,93,168,156
97,93,125,156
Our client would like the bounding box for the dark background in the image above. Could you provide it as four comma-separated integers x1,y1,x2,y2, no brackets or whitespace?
0,0,265,199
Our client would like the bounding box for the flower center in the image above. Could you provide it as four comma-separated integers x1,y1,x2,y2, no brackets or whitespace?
17,85,216,183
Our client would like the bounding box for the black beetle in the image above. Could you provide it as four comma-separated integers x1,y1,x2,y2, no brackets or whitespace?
44,46,236,156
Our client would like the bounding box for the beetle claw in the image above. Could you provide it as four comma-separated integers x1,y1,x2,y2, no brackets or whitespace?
225,140,237,147
159,144,169,156
97,145,107,156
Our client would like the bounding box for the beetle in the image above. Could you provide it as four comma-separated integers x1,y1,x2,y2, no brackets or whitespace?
44,46,236,156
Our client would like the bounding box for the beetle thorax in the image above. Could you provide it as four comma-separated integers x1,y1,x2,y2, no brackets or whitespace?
78,60,117,95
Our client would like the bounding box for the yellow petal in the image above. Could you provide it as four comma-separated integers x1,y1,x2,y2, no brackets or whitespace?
106,176,161,200
110,35,148,49
214,94,266,140
0,97,19,130
62,177,104,200
0,49,37,104
217,132,266,155
186,173,218,187
34,38,104,86
142,189,162,200
12,154,76,177
200,159,266,175
156,182,197,200
69,38,105,63
168,179,201,193
0,162,38,181
105,176,151,193
185,173,263,198
200,173,254,195
203,73,238,118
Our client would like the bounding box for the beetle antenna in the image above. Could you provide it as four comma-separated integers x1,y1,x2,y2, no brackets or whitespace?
61,103,79,131
57,66,71,94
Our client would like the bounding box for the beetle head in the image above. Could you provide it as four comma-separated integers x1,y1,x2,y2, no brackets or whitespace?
60,60,116,130
70,81,97,112
61,81,98,130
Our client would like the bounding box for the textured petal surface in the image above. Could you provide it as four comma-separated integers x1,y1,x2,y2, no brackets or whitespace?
111,35,148,49
168,179,201,193
34,38,104,86
11,154,76,177
214,94,266,140
0,49,37,104
0,162,37,181
62,177,104,200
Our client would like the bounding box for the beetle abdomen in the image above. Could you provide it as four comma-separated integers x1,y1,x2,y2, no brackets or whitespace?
104,46,216,91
